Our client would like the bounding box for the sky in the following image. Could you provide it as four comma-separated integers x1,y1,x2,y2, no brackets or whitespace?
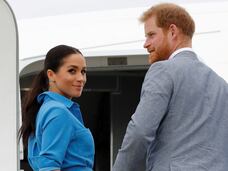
7,0,222,19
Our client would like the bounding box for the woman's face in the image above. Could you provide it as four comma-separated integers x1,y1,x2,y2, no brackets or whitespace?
48,53,87,99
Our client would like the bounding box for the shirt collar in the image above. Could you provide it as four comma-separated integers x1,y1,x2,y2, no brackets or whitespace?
37,91,78,108
169,47,194,60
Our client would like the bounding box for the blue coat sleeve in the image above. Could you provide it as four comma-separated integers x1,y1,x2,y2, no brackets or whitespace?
113,63,173,171
37,107,74,170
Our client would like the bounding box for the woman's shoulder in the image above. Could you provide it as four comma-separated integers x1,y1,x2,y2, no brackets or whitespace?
41,98,68,112
38,99,73,123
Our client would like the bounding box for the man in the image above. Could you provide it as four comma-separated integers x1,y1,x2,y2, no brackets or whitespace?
113,3,228,171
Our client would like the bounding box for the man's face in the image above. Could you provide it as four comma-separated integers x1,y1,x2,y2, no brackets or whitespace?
143,16,172,64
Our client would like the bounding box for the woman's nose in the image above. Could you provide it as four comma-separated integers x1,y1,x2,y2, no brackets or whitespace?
76,73,84,81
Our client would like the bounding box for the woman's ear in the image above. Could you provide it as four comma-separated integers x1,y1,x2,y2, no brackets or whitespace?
47,69,55,82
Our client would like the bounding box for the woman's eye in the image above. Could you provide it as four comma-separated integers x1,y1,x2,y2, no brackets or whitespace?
68,69,76,74
81,69,87,75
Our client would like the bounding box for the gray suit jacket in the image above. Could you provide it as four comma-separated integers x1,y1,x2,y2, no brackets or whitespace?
113,51,228,171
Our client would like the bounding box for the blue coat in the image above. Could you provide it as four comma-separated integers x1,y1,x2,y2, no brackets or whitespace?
28,91,95,171
113,50,228,171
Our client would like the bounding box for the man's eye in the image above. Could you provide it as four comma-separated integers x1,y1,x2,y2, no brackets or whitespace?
146,32,155,38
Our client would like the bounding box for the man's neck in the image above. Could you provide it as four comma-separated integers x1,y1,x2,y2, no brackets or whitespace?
173,36,192,51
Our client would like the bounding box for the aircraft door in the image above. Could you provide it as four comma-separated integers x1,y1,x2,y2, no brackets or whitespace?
0,0,19,170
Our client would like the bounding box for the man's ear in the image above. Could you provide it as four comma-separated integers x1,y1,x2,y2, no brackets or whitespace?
169,24,178,38
47,69,55,81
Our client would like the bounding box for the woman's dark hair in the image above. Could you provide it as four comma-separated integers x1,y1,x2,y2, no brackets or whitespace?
18,45,82,148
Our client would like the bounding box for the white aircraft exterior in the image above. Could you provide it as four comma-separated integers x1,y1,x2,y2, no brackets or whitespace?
18,1,228,80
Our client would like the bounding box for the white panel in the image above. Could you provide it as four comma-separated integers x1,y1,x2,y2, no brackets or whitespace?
0,0,19,170
192,11,228,82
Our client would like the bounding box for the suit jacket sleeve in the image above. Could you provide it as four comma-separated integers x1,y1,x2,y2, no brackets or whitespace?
113,62,173,171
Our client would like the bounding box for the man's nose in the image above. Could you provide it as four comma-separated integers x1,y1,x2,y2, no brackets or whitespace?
143,38,150,49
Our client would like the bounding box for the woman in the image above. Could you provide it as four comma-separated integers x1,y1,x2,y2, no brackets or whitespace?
19,45,95,171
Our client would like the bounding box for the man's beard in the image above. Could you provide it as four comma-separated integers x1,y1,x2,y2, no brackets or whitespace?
148,46,171,64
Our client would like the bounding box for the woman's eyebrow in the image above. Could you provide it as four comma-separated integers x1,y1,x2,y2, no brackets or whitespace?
67,65,86,69
67,65,78,68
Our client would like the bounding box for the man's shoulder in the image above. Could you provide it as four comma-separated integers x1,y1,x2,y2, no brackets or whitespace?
146,54,200,81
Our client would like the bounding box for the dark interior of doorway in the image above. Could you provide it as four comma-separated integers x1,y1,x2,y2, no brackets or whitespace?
76,92,111,171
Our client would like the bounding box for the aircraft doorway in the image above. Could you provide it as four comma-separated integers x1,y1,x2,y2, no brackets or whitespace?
79,70,147,170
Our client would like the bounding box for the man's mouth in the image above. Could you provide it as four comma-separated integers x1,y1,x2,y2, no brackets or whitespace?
148,49,154,54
